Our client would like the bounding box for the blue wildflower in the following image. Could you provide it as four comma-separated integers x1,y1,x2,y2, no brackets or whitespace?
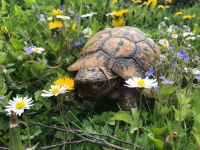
159,76,174,85
167,45,174,51
145,67,154,78
24,46,36,55
75,16,81,22
60,5,65,10
73,39,85,47
196,76,200,81
0,96,4,100
175,48,189,61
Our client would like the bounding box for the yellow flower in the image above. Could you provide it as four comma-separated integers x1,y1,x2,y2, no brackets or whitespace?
48,21,63,29
52,9,63,15
72,23,77,31
146,0,157,10
157,5,165,9
1,26,8,33
132,0,142,4
54,76,74,91
182,15,194,20
113,9,129,17
112,18,124,27
112,0,118,4
175,11,183,16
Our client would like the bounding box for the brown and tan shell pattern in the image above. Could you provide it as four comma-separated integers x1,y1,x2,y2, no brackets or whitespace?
68,26,160,80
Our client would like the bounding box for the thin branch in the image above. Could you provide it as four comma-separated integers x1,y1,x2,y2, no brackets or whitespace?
39,140,85,150
0,147,8,150
30,122,144,150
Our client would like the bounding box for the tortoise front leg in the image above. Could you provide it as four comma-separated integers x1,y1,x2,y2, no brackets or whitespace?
109,87,139,111
119,87,139,111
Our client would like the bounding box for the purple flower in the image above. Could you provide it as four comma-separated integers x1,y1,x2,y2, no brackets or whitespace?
0,96,4,100
175,49,189,61
160,76,174,85
196,76,200,81
168,45,174,51
59,5,65,10
75,16,81,22
145,67,154,77
171,62,176,67
24,46,36,55
73,39,85,47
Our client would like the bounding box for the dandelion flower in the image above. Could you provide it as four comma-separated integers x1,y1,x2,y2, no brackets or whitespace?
157,5,165,9
52,9,63,15
48,21,63,30
54,77,75,91
41,85,67,97
146,0,157,11
182,15,194,20
112,9,129,17
125,77,158,88
1,26,8,33
5,96,33,116
112,18,124,27
175,12,183,16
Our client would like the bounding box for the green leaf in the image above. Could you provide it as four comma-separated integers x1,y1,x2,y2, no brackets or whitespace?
24,0,36,6
92,19,100,34
158,85,176,96
0,80,7,95
148,133,164,150
55,131,66,140
10,38,22,51
0,52,7,64
174,105,191,122
149,127,167,135
110,111,132,125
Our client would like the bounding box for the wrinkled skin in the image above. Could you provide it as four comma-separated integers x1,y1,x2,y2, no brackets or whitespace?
74,67,139,110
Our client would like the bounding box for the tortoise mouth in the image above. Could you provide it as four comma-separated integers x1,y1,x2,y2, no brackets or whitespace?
78,90,92,98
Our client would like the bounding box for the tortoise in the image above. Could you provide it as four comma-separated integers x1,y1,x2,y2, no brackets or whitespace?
68,26,160,110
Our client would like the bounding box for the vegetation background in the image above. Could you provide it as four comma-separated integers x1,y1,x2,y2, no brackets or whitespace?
0,0,200,149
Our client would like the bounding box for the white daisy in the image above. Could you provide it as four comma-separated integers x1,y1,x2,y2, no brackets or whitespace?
41,85,67,97
125,77,158,89
32,47,45,54
5,96,33,116
81,12,97,18
158,39,169,49
56,15,71,20
83,27,93,38
184,68,200,75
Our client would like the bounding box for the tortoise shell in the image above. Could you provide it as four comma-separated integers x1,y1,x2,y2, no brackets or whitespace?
68,26,160,80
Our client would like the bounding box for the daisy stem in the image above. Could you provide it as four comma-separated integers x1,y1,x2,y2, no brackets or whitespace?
9,112,24,150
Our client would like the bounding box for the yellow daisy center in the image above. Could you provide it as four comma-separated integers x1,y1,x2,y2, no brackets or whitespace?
51,87,60,94
16,101,25,109
137,79,146,87
34,48,39,52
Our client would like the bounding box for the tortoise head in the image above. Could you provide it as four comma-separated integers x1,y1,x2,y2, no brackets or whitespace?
74,67,118,98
